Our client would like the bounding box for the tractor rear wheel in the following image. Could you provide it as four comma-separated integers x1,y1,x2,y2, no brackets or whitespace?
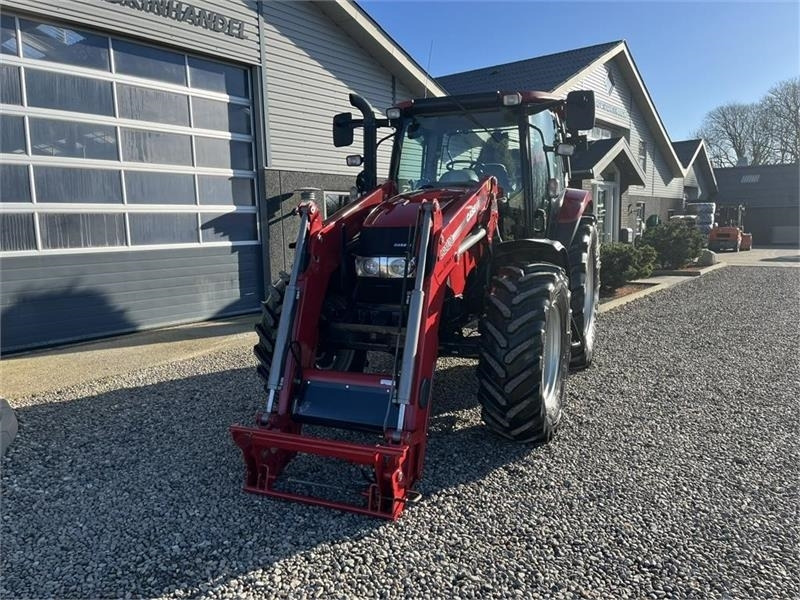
254,272,364,385
568,217,600,370
477,263,571,443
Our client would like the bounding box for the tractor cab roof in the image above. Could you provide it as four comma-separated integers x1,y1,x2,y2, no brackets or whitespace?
394,91,561,115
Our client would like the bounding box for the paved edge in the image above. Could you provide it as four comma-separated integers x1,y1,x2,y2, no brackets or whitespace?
0,398,18,457
599,264,728,313
651,263,727,277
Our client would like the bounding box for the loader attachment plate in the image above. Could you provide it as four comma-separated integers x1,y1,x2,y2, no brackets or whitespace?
230,426,411,519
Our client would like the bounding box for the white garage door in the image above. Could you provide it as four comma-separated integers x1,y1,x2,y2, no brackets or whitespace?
0,13,259,254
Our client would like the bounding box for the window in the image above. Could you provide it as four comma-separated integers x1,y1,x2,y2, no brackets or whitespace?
0,165,31,202
120,129,192,165
741,174,760,183
39,213,126,249
188,57,247,97
606,68,615,95
201,212,257,242
129,213,198,245
20,19,109,70
116,84,190,126
192,97,251,134
34,167,122,204
0,115,26,154
30,119,118,160
1,14,17,55
397,137,424,191
1,65,22,105
638,140,647,172
197,176,254,206
25,70,114,116
194,137,252,170
0,212,36,250
125,172,195,205
113,39,186,85
322,191,350,218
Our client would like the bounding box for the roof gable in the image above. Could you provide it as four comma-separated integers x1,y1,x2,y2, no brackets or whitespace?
436,41,622,95
672,139,718,193
318,1,446,98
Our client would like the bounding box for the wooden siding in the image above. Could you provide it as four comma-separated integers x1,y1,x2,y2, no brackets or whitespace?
2,0,261,64
563,58,683,199
261,1,399,176
0,246,262,352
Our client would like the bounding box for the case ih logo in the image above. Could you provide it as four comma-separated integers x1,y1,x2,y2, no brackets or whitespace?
105,0,248,39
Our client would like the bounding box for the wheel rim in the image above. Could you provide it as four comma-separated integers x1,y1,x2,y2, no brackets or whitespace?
542,305,563,413
584,246,597,341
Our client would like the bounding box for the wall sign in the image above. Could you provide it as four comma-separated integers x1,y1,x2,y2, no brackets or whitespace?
105,0,247,39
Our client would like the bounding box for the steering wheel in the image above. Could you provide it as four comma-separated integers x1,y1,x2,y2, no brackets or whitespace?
445,159,480,171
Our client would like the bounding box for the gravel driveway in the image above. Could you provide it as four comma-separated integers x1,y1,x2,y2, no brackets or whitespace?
2,266,798,600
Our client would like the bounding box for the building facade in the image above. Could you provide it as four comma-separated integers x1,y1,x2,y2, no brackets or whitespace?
0,0,442,352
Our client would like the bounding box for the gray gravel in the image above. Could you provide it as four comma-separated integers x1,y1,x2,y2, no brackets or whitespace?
2,266,799,600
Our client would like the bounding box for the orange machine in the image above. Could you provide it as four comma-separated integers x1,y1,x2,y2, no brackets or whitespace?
709,226,751,252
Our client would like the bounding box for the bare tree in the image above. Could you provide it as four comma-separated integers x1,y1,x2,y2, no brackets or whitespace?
695,77,800,167
695,102,773,167
763,77,800,164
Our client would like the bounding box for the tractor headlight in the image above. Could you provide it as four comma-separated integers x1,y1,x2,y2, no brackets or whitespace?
355,256,416,278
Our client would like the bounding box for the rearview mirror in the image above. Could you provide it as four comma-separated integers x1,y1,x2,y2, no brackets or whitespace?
565,90,595,132
555,143,575,156
333,112,354,147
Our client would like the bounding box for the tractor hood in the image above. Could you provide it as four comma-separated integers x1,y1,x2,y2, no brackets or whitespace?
363,186,477,229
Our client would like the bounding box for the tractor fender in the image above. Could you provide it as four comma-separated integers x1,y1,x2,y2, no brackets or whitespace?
491,239,570,274
554,188,595,249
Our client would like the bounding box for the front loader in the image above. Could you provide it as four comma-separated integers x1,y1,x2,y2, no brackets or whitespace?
231,89,601,519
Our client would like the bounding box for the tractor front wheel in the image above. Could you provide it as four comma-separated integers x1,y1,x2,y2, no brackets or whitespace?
476,263,571,443
254,272,364,385
568,217,600,370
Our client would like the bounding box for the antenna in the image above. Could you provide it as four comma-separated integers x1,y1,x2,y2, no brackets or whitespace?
424,40,434,98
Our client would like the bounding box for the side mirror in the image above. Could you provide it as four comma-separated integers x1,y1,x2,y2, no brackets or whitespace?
555,143,575,156
333,112,354,147
346,154,363,167
565,90,595,132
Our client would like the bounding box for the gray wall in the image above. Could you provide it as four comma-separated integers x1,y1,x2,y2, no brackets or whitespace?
264,168,357,282
1,246,262,352
260,0,413,177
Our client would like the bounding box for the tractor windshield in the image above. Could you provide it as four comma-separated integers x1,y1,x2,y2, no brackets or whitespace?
394,110,523,196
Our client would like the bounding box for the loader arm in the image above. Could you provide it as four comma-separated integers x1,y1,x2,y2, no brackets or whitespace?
231,177,499,519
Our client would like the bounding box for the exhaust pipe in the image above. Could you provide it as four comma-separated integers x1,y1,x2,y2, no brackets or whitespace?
349,94,378,193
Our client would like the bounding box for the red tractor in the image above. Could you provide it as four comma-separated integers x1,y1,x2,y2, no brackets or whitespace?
231,90,601,519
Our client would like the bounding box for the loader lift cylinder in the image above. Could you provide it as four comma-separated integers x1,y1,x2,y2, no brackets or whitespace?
394,202,433,434
264,204,311,415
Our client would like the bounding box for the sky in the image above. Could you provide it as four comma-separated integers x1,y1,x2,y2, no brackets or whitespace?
359,1,800,141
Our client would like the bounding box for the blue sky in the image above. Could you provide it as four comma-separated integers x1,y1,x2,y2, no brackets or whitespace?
359,1,800,140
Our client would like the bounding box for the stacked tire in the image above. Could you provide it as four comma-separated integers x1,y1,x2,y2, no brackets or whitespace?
689,202,716,237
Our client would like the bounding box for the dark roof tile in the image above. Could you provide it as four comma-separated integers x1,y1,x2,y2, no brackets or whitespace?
437,41,622,94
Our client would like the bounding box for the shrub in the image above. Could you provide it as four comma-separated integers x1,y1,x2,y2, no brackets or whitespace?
641,221,704,269
600,242,656,291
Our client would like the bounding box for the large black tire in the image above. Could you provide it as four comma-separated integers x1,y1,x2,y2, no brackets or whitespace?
477,263,571,443
568,217,600,370
254,272,364,385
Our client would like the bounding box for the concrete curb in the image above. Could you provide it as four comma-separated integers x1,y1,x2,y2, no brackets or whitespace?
599,264,728,314
1,398,18,457
652,263,727,277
